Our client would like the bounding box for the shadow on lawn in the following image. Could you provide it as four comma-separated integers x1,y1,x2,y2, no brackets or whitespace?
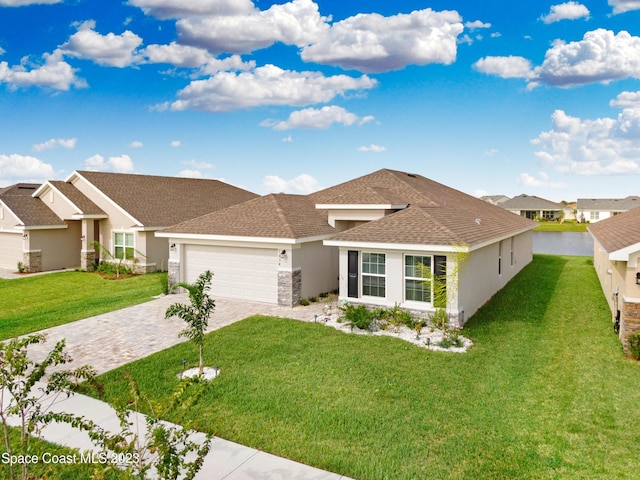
465,254,569,333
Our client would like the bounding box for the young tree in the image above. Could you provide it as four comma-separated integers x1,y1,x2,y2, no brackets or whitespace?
165,271,215,376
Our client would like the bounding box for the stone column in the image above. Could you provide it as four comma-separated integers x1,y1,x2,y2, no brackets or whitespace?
278,267,302,307
23,250,42,273
620,299,640,354
168,260,181,293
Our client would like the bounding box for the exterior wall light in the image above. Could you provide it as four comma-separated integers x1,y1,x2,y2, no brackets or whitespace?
636,272,640,285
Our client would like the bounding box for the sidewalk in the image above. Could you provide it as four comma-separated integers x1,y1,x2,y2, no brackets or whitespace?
7,294,352,480
6,382,350,479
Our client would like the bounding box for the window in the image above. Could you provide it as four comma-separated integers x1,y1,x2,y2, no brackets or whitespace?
590,211,599,220
510,237,514,267
405,255,432,302
362,252,385,297
114,232,134,260
542,210,554,220
498,240,503,275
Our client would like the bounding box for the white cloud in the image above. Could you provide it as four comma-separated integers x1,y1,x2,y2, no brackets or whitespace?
517,172,567,188
610,90,640,107
282,134,293,143
534,29,640,87
0,0,61,5
60,21,142,68
177,0,329,54
465,20,491,30
532,108,640,175
473,55,533,79
0,51,85,91
476,29,640,88
0,154,55,184
170,140,182,147
84,153,135,173
263,173,320,194
33,137,77,152
177,169,203,178
182,159,214,169
169,64,376,112
609,0,640,14
261,105,373,130
300,8,463,73
358,144,386,152
141,42,217,68
540,2,590,24
130,141,144,148
128,0,254,19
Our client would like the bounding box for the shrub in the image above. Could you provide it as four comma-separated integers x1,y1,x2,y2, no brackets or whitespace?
299,298,310,306
429,308,449,331
16,261,25,273
309,296,318,303
339,303,374,331
628,332,640,360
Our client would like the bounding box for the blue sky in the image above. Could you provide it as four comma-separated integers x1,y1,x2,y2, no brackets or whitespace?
1,0,640,202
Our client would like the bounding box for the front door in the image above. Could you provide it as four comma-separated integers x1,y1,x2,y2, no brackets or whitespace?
348,250,358,298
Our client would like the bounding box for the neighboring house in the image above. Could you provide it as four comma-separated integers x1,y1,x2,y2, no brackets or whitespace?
577,196,640,223
481,195,510,206
588,207,640,353
0,171,257,272
499,194,565,221
160,169,536,325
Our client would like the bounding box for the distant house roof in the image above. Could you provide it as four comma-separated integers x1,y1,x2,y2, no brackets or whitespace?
577,196,640,211
588,206,640,259
160,194,335,240
0,184,65,227
72,171,258,227
499,194,564,211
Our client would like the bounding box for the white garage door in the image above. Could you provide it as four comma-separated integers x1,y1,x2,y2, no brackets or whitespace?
0,233,22,270
184,245,279,304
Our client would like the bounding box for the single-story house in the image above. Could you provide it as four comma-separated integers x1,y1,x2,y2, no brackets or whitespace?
588,206,640,353
577,196,640,223
499,194,566,221
159,169,536,325
480,195,510,206
0,171,257,272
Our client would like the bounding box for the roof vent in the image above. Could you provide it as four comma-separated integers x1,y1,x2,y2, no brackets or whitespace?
475,218,481,225
407,173,417,178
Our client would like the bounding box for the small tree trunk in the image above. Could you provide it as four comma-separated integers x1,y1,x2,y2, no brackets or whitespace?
199,344,204,376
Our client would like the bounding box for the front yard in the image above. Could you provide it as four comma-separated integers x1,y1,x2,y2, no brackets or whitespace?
0,271,166,340
92,255,640,480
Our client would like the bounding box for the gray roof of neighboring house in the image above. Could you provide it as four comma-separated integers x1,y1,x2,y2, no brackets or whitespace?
48,181,106,216
0,184,65,227
588,206,640,253
162,194,335,239
75,171,258,227
499,194,564,211
577,196,640,211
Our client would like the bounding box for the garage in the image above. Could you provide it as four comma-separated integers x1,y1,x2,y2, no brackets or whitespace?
184,244,279,304
0,232,22,270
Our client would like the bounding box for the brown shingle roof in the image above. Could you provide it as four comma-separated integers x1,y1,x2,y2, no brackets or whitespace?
162,194,335,239
588,206,640,253
76,171,258,227
0,184,65,227
49,181,106,215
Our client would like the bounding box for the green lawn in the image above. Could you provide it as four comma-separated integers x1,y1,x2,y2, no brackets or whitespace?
534,221,588,232
0,271,166,340
93,255,640,480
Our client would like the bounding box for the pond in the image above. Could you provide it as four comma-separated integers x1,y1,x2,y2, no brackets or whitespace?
532,231,593,256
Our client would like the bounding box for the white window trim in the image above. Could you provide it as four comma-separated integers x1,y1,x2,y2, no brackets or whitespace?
361,251,386,298
404,254,433,304
113,231,136,261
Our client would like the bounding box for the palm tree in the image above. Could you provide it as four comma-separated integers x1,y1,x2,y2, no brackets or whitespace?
165,270,215,376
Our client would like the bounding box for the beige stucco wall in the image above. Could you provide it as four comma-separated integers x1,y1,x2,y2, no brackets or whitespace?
292,240,338,298
29,223,81,271
458,230,533,323
335,230,533,325
592,240,640,316
38,186,78,220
